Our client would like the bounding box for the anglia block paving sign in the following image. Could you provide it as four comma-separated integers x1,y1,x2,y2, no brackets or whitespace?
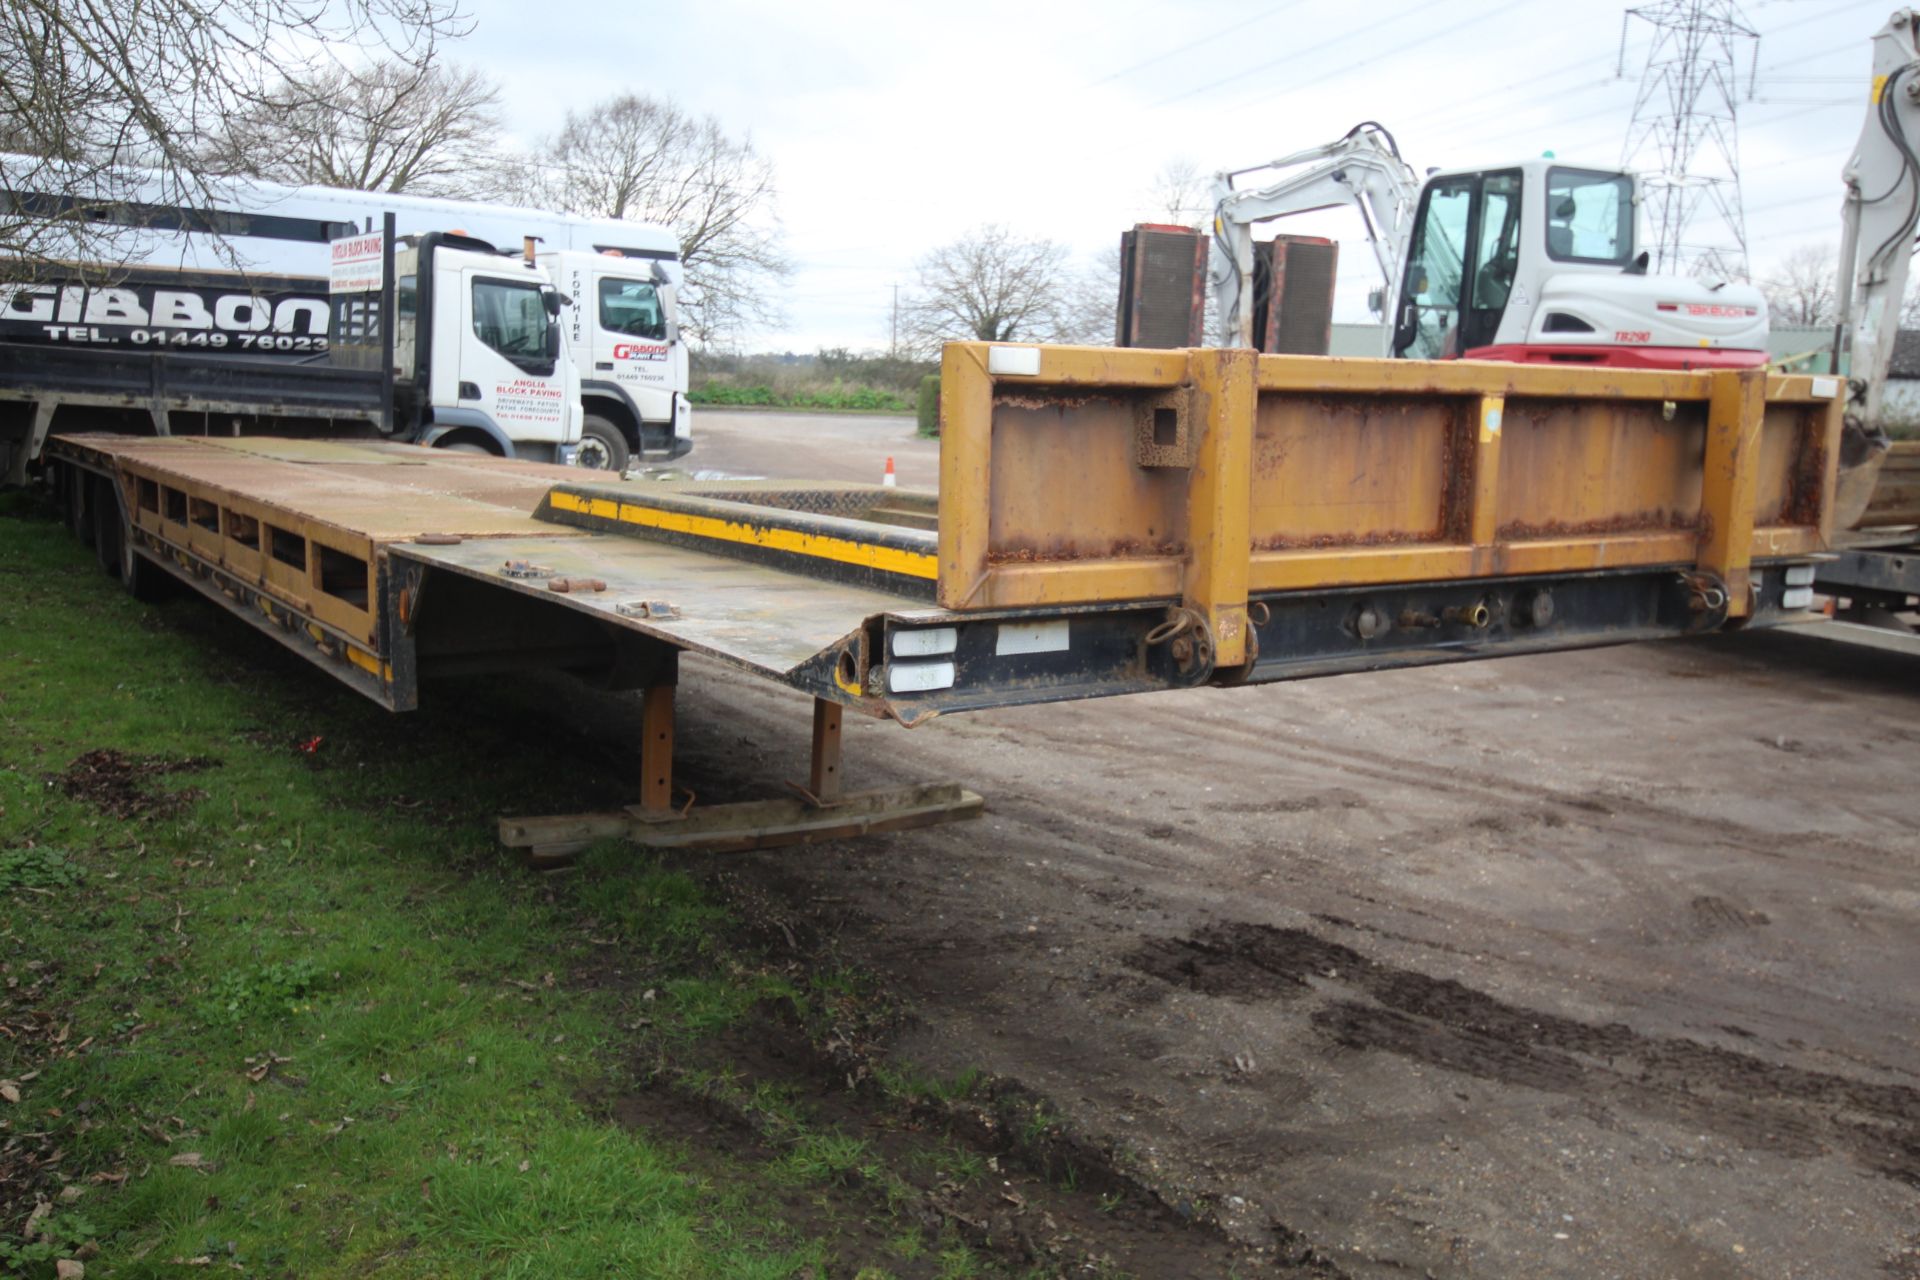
329,233,385,294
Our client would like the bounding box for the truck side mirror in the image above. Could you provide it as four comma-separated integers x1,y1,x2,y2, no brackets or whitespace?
546,322,560,360
542,288,562,317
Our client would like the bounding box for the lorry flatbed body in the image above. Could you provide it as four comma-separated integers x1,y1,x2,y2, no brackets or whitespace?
43,342,1845,852
0,338,388,429
1815,442,1920,614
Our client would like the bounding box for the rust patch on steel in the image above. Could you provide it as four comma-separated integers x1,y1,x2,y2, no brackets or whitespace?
988,539,1188,565
1782,410,1830,528
1253,528,1440,552
992,391,1138,412
1497,510,1702,540
1440,407,1474,543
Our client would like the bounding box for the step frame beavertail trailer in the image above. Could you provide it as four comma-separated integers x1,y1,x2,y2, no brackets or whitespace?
43,342,1842,858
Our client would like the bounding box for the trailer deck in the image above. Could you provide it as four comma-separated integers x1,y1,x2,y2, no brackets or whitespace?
44,342,1846,857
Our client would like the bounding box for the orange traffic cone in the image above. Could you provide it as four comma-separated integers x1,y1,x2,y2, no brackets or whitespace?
882,456,896,488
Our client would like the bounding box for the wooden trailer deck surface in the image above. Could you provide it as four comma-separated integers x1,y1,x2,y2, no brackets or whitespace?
49,433,931,703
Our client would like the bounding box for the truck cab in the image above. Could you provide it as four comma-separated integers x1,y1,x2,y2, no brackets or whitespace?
540,248,691,472
1391,158,1769,368
341,232,582,463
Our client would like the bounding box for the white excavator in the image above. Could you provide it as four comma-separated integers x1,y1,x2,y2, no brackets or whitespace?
1205,7,1920,530
1208,122,1770,369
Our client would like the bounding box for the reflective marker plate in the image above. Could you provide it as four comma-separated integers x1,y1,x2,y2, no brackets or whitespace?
996,620,1070,656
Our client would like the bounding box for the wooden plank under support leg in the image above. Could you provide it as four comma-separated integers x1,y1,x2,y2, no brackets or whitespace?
499,695,983,860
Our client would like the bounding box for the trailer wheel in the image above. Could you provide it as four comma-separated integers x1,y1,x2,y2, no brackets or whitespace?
91,478,122,578
578,415,631,473
92,477,169,602
66,464,96,548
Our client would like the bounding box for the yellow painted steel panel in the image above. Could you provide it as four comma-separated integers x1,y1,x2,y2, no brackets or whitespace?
1251,544,1477,592
1254,353,1714,402
967,558,1186,609
982,343,1190,388
1494,398,1705,538
937,342,1832,618
1250,393,1457,548
1186,349,1255,666
1699,369,1769,614
985,401,1189,564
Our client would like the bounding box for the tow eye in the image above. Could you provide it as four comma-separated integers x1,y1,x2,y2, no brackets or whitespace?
1147,605,1216,686
1678,570,1731,633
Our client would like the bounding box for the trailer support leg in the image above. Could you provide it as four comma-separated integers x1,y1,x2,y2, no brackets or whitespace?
499,692,982,863
640,684,675,813
809,697,843,803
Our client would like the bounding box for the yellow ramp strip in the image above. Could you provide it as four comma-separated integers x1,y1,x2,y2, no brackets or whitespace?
551,490,938,581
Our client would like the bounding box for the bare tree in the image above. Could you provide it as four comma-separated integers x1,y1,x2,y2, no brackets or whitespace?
906,225,1090,352
1,0,467,266
199,61,504,198
1146,157,1210,229
523,94,789,348
1760,244,1838,327
1058,244,1123,347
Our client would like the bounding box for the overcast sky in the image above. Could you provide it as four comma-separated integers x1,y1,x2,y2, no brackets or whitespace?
461,0,1888,351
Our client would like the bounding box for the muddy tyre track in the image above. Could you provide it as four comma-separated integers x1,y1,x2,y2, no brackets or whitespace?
1127,921,1920,1187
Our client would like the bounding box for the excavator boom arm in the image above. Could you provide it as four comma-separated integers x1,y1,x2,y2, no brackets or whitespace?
1208,123,1420,348
1829,8,1920,524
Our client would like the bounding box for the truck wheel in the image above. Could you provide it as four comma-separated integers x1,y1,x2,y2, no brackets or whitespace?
578,416,631,473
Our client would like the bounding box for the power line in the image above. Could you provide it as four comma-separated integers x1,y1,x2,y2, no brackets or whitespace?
1223,0,1538,116
1758,0,1887,37
1146,0,1449,109
1085,1,1305,88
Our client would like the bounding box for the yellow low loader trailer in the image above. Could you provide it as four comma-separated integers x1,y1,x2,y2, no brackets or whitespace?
44,344,1842,859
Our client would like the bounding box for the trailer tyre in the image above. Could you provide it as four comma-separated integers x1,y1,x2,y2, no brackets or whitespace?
55,462,86,543
92,478,169,603
91,485,121,577
578,415,631,473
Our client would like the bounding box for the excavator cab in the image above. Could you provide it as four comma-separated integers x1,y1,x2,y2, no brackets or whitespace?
1392,168,1524,359
1391,159,1766,368
1196,127,1767,368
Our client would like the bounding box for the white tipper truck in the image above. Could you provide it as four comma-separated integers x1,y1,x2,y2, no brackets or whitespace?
0,224,583,485
0,158,692,473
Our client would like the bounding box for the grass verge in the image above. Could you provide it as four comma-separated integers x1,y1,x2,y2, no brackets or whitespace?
1,486,1281,1280
0,490,989,1279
